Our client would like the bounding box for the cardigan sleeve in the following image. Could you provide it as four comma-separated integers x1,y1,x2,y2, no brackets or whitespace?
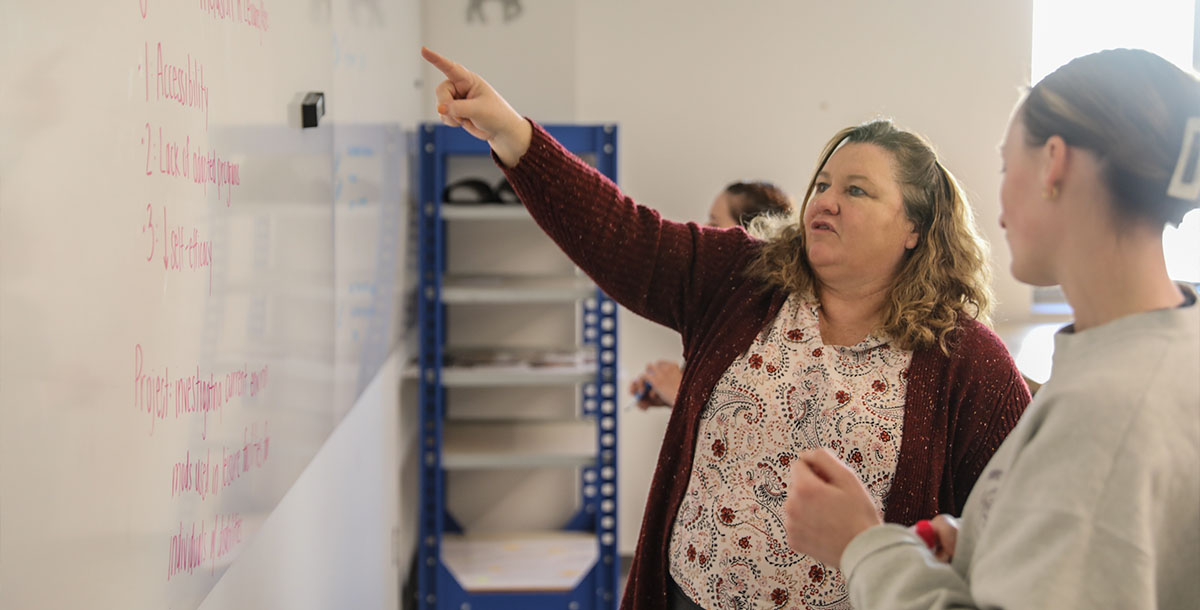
943,320,1031,513
498,120,760,336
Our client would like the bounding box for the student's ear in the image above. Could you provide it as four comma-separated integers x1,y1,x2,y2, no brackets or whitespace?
1042,135,1069,200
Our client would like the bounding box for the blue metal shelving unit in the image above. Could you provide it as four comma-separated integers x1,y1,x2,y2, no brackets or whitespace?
416,123,619,610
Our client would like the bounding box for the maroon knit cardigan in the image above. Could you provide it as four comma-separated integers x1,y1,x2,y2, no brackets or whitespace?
500,122,1031,610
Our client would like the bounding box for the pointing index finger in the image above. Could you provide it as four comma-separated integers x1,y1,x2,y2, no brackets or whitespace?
421,47,470,82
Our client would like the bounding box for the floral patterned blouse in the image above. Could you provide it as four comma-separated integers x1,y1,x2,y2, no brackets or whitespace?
668,293,913,609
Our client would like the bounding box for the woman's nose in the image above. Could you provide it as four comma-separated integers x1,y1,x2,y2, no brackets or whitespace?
808,193,840,216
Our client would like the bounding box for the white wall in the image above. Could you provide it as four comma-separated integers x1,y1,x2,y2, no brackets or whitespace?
421,0,578,121
424,0,1033,555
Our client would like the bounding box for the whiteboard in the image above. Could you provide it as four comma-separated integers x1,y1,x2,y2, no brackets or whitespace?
0,1,409,608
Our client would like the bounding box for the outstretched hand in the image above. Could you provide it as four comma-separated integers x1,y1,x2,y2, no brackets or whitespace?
784,448,883,568
420,47,532,167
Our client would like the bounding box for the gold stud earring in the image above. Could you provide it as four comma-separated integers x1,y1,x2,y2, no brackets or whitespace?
1043,185,1059,200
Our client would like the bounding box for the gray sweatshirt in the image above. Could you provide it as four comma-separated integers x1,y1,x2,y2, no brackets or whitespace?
841,285,1200,609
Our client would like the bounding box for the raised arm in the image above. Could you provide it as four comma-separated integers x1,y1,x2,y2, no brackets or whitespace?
419,48,762,336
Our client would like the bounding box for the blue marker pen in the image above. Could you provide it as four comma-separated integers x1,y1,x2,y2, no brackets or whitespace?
624,381,653,411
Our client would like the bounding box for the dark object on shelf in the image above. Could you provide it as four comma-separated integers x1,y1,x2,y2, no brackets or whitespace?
442,177,523,205
443,178,499,203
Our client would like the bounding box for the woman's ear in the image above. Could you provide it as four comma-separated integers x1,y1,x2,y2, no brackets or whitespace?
1042,134,1069,199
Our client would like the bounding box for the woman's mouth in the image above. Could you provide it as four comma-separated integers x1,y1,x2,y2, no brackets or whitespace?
811,220,836,234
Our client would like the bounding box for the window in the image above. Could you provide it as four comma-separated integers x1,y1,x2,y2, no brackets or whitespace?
1031,0,1200,315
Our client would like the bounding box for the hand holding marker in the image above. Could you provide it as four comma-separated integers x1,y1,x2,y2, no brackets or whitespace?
624,381,654,411
627,360,682,409
911,515,958,562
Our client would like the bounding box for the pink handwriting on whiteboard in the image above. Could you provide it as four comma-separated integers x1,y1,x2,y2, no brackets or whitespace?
160,206,214,292
142,204,215,292
144,42,210,131
142,123,241,206
169,421,270,500
212,512,244,565
170,449,213,500
218,421,271,492
199,0,271,41
166,520,207,580
166,513,244,580
134,344,270,438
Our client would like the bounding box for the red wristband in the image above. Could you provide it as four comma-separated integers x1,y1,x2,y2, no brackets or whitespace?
914,519,938,550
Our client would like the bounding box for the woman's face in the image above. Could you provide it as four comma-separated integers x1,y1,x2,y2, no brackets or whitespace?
999,116,1059,286
707,192,739,228
803,143,918,286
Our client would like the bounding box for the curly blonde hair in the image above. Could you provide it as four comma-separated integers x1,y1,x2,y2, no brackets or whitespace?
746,120,993,354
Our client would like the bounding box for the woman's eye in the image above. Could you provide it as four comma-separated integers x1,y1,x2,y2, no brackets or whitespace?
814,183,829,193
848,185,867,196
